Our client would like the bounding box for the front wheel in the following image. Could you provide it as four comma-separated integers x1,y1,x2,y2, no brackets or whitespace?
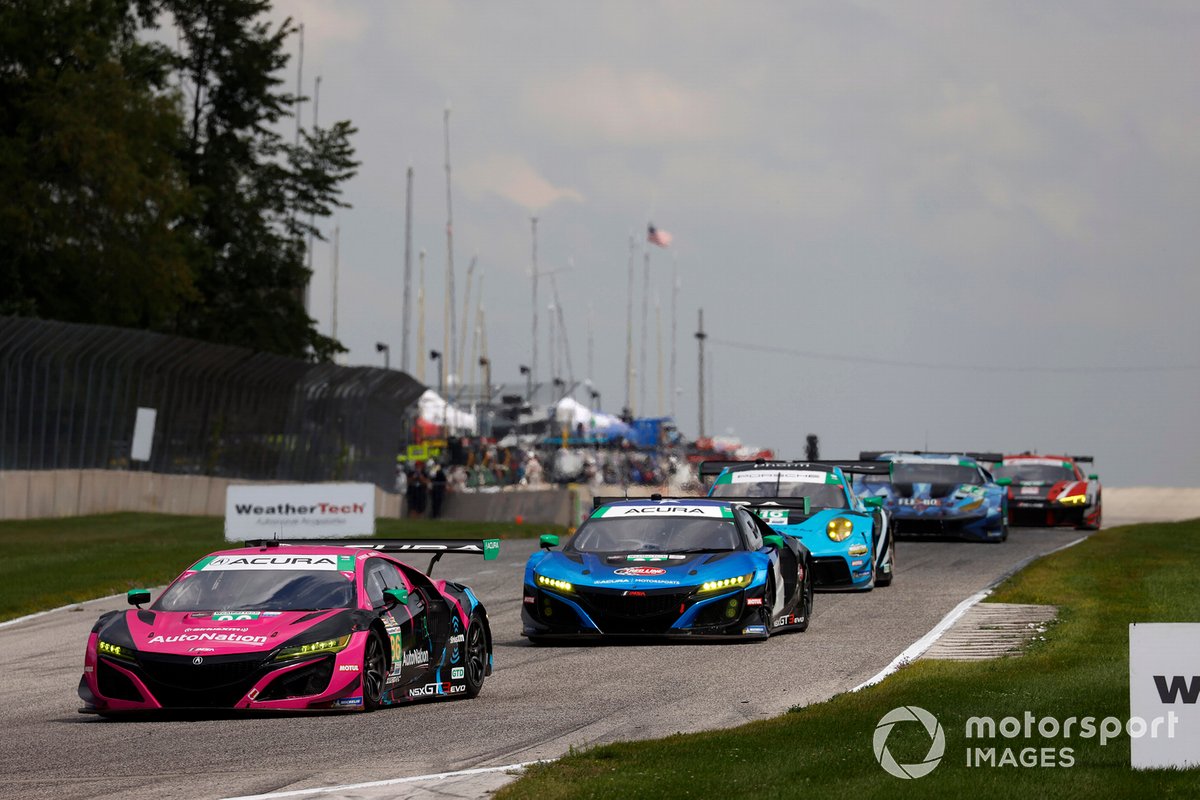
875,535,895,587
793,559,813,632
362,631,387,711
463,615,488,698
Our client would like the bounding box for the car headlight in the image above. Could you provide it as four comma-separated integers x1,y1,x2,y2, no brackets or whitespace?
1059,494,1088,506
699,572,754,593
97,640,136,662
535,573,574,593
273,634,351,661
827,517,854,542
960,498,983,512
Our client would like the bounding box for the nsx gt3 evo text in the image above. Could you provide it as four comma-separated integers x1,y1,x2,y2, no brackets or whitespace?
702,460,895,590
79,538,498,715
522,497,814,641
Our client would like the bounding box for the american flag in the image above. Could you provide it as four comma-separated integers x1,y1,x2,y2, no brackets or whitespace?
647,224,672,248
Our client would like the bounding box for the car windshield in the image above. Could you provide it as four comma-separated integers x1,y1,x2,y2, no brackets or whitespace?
994,463,1077,482
891,463,983,486
568,517,742,554
710,479,847,508
154,569,355,612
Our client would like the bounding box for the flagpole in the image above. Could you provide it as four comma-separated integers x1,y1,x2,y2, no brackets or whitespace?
669,252,678,420
639,241,649,417
623,232,635,417
656,296,663,417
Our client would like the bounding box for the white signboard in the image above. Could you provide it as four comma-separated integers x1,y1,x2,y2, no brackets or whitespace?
224,483,375,540
1130,623,1200,769
131,407,157,461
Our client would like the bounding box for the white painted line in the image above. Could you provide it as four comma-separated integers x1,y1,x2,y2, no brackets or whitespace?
221,760,550,800
852,535,1087,692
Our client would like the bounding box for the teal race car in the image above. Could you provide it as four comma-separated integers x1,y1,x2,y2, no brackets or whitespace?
702,460,894,591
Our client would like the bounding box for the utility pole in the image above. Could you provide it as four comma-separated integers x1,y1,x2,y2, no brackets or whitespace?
458,254,477,380
530,216,539,391
695,308,707,438
443,106,457,390
401,166,413,372
417,249,426,383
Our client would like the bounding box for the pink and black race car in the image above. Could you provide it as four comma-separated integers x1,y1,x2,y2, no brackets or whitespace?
79,538,498,715
992,454,1102,530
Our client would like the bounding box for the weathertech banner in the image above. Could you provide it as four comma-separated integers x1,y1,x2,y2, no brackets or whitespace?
224,483,375,540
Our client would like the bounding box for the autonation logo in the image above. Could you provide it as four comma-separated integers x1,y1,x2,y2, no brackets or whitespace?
873,706,945,779
874,707,1180,777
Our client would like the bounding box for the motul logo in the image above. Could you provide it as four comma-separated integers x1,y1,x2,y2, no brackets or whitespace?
1154,675,1200,704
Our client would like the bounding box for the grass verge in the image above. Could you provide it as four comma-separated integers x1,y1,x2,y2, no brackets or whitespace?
0,513,564,622
497,520,1200,799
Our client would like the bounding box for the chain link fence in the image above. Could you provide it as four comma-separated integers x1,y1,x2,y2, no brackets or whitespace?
0,316,424,490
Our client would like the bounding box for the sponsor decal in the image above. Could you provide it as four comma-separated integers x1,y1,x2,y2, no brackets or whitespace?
186,626,249,633
746,597,764,607
339,664,359,672
334,697,364,707
615,566,668,577
592,578,681,586
192,656,204,665
409,682,466,698
742,625,767,635
729,469,838,485
774,614,803,626
233,502,366,516
248,688,259,700
1021,486,1041,495
898,498,942,507
149,632,268,646
754,508,790,524
192,555,355,572
451,667,465,680
188,647,216,653
402,648,430,667
83,666,93,674
597,505,732,518
523,596,535,604
448,634,465,645
625,554,669,562
389,633,403,663
212,611,261,621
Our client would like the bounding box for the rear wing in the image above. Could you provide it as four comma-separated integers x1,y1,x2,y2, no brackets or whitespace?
698,459,883,480
242,538,500,577
1068,455,1094,463
860,450,1003,464
591,495,698,510
806,460,892,475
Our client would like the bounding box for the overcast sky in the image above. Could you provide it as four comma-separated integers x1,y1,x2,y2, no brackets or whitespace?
269,1,1200,487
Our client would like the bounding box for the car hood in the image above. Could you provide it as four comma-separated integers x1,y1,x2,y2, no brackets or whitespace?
119,609,345,656
537,550,761,589
1013,480,1087,500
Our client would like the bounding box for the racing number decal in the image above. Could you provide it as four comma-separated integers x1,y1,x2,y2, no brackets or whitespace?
390,632,402,662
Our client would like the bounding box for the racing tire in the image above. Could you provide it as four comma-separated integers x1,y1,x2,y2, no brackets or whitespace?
362,631,387,711
794,560,813,632
1078,509,1101,531
875,536,895,587
463,615,488,698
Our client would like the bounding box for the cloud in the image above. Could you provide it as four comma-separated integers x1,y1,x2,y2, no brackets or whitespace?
458,154,584,212
274,0,369,48
522,66,728,145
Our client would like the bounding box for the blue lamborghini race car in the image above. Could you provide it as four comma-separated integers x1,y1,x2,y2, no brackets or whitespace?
703,460,895,591
856,451,1011,542
521,497,814,642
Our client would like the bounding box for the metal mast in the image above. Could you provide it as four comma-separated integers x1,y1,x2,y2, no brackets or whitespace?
443,107,457,390
417,249,426,383
670,253,678,419
695,309,707,438
639,245,650,416
458,254,477,380
401,166,413,372
530,216,539,391
623,233,635,415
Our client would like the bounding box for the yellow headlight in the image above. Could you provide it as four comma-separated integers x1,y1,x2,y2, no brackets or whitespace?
699,572,755,593
536,574,574,593
827,517,854,542
1059,494,1088,506
960,499,983,512
848,544,869,556
273,634,351,661
97,640,135,661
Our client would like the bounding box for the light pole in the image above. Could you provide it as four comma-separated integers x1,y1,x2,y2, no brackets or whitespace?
478,356,492,438
519,364,532,403
429,350,443,395
589,387,601,412
375,342,390,370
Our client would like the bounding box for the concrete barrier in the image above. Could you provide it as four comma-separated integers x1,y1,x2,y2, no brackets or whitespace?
0,469,577,526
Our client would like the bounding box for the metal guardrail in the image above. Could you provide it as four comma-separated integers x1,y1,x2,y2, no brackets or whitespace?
0,316,425,490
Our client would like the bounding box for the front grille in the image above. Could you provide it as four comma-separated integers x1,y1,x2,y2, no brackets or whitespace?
97,660,143,702
812,557,851,586
135,652,267,708
574,588,692,635
258,657,334,701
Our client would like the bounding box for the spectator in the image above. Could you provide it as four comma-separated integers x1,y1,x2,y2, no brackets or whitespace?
407,462,428,518
429,459,448,518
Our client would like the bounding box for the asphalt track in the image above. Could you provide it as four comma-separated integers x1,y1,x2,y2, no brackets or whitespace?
0,525,1102,800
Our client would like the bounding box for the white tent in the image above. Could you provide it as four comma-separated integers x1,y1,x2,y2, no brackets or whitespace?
418,390,478,434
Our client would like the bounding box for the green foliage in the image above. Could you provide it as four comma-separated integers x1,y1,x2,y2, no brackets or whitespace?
0,0,357,360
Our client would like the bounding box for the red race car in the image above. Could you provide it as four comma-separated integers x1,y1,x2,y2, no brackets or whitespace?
992,454,1101,530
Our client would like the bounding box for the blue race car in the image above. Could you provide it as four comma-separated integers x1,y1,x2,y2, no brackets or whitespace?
856,451,1011,542
521,497,814,642
702,460,894,591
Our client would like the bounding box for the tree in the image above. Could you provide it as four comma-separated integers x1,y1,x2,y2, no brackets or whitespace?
0,0,194,328
162,0,357,360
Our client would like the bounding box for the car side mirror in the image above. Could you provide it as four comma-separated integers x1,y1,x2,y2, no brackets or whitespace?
383,587,409,607
995,477,1013,486
127,589,151,607
540,534,560,550
763,534,784,550
1088,474,1099,481
862,496,884,509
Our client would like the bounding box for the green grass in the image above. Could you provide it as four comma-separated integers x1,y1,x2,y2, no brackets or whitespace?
0,513,564,621
497,520,1200,799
